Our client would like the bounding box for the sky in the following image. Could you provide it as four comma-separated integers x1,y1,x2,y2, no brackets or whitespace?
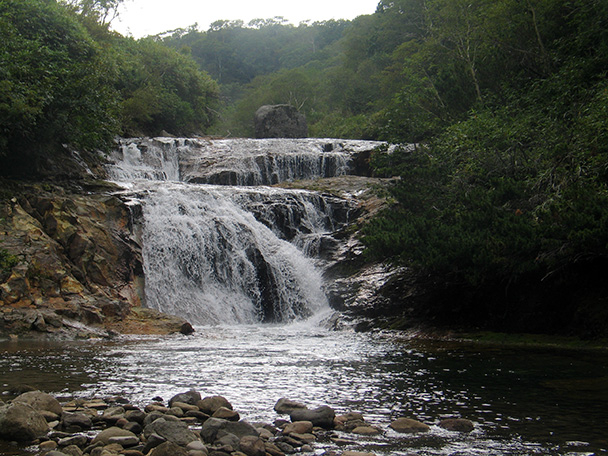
111,0,380,38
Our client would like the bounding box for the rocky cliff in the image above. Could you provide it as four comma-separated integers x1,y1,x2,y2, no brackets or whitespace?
0,179,193,339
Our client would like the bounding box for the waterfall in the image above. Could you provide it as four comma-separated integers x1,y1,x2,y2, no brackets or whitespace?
108,137,381,325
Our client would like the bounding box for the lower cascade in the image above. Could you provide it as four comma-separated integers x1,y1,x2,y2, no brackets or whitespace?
109,137,374,325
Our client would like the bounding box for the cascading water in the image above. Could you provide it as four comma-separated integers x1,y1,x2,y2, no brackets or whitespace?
107,137,380,325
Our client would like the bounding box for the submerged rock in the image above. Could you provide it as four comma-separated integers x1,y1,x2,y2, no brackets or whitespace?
439,418,474,432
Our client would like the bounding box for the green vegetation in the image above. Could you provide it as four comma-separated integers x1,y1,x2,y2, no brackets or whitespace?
0,0,218,177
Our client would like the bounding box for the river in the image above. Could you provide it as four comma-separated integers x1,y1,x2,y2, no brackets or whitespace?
1,325,607,455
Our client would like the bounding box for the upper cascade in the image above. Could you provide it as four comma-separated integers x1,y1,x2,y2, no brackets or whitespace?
108,137,385,186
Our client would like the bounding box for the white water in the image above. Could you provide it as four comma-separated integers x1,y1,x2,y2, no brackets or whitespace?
107,137,371,324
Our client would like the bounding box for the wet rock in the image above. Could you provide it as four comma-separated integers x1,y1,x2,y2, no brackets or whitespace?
91,426,138,445
58,434,88,447
45,451,71,456
290,406,335,429
283,421,313,435
60,445,84,456
341,452,376,456
200,418,259,443
168,390,202,407
172,401,199,412
388,417,430,433
14,390,63,416
60,411,93,431
254,105,307,139
143,417,198,446
274,398,307,415
197,396,233,415
0,401,49,441
239,435,266,456
187,440,208,452
101,406,125,424
124,410,146,424
142,433,167,453
212,406,239,421
264,441,286,456
439,418,474,432
109,435,140,447
351,425,382,435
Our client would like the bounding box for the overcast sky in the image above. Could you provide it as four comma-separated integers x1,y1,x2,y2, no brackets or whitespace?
111,0,380,37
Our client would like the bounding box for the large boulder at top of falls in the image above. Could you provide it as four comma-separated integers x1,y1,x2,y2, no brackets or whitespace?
254,104,308,138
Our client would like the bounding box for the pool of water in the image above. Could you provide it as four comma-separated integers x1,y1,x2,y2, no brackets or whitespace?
1,324,607,455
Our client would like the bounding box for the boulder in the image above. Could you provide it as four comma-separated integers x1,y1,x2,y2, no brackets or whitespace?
388,417,430,434
168,390,202,407
274,398,307,415
14,390,63,416
283,421,313,435
254,105,308,139
197,396,233,415
212,407,239,421
351,425,382,435
143,417,198,446
91,426,138,445
290,405,335,429
149,441,189,456
60,412,93,430
200,418,259,444
439,418,474,432
239,436,266,456
0,402,49,441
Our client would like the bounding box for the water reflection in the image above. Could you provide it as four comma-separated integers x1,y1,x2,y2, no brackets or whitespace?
1,327,607,455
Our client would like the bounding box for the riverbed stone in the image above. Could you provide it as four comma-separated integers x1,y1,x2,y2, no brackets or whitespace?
212,406,239,421
169,390,202,407
239,435,266,456
61,445,84,456
58,434,88,447
341,452,376,456
197,396,233,415
14,390,63,416
290,406,335,429
0,401,50,441
273,398,307,415
351,425,382,435
283,421,313,435
143,417,198,445
200,418,259,443
439,418,474,432
388,418,430,433
91,426,138,445
124,410,146,424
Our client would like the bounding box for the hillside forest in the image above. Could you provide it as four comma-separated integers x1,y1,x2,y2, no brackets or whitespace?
2,0,608,336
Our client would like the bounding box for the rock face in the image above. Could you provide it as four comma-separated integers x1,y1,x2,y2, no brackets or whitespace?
0,183,193,337
254,105,308,139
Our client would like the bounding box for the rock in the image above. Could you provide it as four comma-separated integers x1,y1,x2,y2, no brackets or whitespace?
197,396,233,415
124,410,146,424
91,426,138,445
143,417,198,445
254,105,308,139
142,433,167,453
264,442,286,456
239,436,266,456
351,426,382,435
388,418,430,434
149,441,189,456
289,432,316,443
439,418,474,432
172,401,199,412
45,451,71,456
109,435,140,447
200,418,259,443
101,406,125,423
168,390,202,407
0,401,49,441
341,452,376,456
61,445,84,456
58,434,88,447
14,390,63,416
283,421,313,435
273,398,307,415
60,412,93,431
40,440,59,451
187,440,208,452
212,406,239,421
123,421,143,434
290,406,335,429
